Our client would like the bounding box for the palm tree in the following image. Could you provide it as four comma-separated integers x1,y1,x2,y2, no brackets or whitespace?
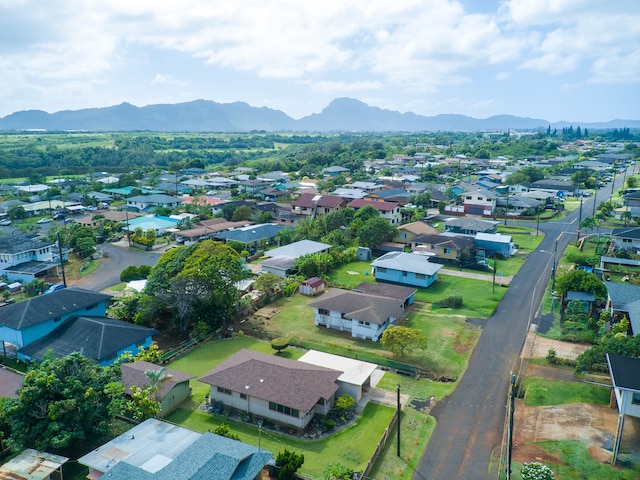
144,367,171,402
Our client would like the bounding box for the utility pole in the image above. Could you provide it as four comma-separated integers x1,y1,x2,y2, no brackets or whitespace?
57,232,67,287
507,373,516,480
397,384,401,457
551,239,557,293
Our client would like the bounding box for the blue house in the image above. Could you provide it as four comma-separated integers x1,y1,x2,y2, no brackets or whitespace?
371,252,443,288
474,232,516,258
0,287,156,365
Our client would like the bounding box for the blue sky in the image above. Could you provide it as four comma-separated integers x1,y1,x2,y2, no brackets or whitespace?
0,0,638,122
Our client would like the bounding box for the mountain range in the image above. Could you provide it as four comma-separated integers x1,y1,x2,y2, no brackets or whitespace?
0,98,638,133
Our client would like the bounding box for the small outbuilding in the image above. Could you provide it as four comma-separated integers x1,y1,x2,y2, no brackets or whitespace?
0,449,68,480
299,277,325,296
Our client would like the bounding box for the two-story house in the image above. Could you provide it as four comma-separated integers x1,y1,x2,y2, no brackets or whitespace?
0,233,59,283
347,199,402,225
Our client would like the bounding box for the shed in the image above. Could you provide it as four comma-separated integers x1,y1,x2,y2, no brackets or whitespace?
300,277,325,296
356,247,372,261
7,282,21,293
0,449,68,480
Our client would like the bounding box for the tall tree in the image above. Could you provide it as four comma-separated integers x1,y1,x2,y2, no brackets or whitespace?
381,325,427,358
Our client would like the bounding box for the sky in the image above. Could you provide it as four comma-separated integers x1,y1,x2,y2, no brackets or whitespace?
0,0,639,123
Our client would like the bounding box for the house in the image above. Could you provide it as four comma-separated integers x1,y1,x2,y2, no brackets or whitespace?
606,354,640,465
18,316,157,365
126,194,182,212
290,194,347,217
308,288,408,341
124,215,180,235
298,350,377,402
214,223,285,254
79,418,272,480
444,217,499,236
200,349,340,431
348,199,402,225
474,232,516,258
611,227,640,252
176,219,253,244
239,179,271,196
0,368,22,398
459,188,497,215
496,194,543,214
0,287,111,355
322,166,350,176
605,281,640,337
410,233,475,265
394,221,439,245
0,233,58,283
352,282,416,307
0,449,68,480
121,361,194,417
260,240,331,278
299,277,325,296
371,251,443,288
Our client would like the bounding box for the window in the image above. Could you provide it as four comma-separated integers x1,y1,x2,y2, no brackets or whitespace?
416,273,426,279
318,308,329,316
633,393,640,405
443,248,452,254
478,197,484,201
269,401,299,417
377,267,387,273
466,196,472,200
240,393,247,400
358,320,370,326
402,271,408,276
217,386,232,395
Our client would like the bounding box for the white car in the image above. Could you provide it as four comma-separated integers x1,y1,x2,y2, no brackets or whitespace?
0,219,11,226
37,217,53,224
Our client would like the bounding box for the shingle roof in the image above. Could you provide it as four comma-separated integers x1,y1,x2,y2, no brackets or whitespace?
348,199,399,212
121,361,194,399
605,281,640,336
200,349,340,412
607,353,640,392
612,226,640,240
214,223,284,244
0,369,22,398
0,287,111,330
371,252,443,276
0,233,54,254
127,194,181,204
398,222,439,236
18,316,157,362
352,282,416,302
411,233,475,251
308,288,406,325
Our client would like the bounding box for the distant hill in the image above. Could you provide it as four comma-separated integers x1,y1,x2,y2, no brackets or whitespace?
0,97,638,132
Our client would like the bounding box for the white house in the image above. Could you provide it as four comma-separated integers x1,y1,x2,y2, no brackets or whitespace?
607,354,640,465
0,233,58,282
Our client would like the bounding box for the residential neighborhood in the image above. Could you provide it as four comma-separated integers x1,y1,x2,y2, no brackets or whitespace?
0,131,639,480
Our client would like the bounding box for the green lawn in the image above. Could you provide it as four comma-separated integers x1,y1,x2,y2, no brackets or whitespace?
521,377,610,406
512,440,640,480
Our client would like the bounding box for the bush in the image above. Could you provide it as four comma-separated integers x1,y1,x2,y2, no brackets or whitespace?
334,395,356,416
271,337,290,354
120,265,152,282
435,295,463,308
521,461,554,480
275,449,304,480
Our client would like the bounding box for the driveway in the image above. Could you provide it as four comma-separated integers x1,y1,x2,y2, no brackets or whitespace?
70,241,161,291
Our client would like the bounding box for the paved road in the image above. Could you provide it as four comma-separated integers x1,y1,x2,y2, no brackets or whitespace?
414,166,633,480
70,242,161,291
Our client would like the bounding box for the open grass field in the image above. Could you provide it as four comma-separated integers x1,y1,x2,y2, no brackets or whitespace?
521,377,610,406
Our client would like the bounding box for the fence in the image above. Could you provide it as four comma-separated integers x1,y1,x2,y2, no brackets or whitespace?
360,409,399,479
159,333,208,364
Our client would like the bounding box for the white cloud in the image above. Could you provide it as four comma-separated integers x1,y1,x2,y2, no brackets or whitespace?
310,80,382,93
151,74,189,87
495,71,511,80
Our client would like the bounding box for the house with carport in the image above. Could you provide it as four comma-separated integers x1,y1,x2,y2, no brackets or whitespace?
0,233,59,283
606,354,640,465
260,240,331,278
200,349,340,431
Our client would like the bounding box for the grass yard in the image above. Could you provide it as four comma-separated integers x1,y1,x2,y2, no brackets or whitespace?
521,377,610,406
420,275,506,318
512,440,640,480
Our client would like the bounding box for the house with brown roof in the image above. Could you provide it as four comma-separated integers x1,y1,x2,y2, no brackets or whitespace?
290,193,347,217
200,349,340,431
410,233,475,265
308,288,409,341
121,361,194,417
394,221,440,245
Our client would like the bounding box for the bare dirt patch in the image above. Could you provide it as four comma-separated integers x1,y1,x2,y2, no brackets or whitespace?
513,401,617,463
522,332,590,360
254,307,281,319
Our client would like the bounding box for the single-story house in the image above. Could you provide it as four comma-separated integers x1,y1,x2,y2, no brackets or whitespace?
126,194,182,213
410,233,475,265
298,350,377,402
308,288,407,341
18,316,157,366
0,449,68,480
299,277,325,296
200,349,340,431
371,252,443,288
606,353,640,465
611,227,640,252
121,361,194,417
79,418,272,480
0,287,111,355
474,232,516,258
214,223,284,253
444,217,499,236
605,281,640,337
124,215,180,235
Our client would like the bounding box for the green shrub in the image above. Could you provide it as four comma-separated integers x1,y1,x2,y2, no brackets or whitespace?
435,295,463,308
271,337,290,354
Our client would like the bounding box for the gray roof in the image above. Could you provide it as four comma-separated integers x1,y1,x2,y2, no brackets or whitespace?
260,255,295,270
0,369,23,398
127,194,181,204
200,349,340,412
4,260,58,275
605,281,640,336
265,240,330,259
475,232,513,244
607,354,640,392
371,252,443,276
308,288,406,325
0,287,111,330
79,418,272,480
0,233,55,254
19,316,157,362
121,361,194,399
352,282,416,302
566,291,595,302
444,217,499,232
612,226,640,240
214,223,284,244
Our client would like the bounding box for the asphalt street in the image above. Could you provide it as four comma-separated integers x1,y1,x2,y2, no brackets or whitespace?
414,167,632,480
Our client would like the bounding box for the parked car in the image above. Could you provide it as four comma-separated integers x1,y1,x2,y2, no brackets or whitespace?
0,219,12,226
37,217,53,224
85,206,98,211
53,212,65,221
